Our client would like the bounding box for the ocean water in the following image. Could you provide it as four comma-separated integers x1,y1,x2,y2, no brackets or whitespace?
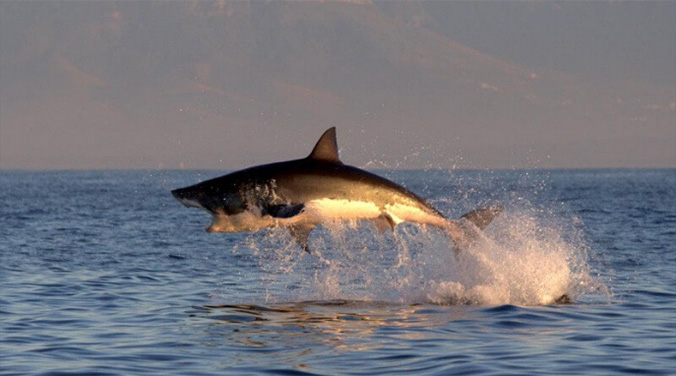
1,169,674,375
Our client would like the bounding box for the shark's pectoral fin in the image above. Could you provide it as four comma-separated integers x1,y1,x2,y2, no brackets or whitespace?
263,203,306,219
288,224,315,254
371,214,396,233
460,205,504,230
554,294,572,304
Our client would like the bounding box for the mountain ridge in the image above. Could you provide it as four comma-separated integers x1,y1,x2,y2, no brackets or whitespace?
1,1,673,169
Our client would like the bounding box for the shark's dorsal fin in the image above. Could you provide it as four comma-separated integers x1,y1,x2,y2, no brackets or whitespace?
307,127,342,164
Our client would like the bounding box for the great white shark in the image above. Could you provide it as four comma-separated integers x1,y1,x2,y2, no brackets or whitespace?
172,127,503,253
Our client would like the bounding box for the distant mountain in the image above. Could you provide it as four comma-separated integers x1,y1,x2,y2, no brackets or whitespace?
1,1,673,169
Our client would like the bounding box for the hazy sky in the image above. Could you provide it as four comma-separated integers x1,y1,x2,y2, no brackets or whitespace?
0,0,674,170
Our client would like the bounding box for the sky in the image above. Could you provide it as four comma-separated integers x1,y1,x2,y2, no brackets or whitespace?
0,0,674,170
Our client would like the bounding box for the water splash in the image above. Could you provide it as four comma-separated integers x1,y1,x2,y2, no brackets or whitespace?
231,205,607,306
222,169,610,306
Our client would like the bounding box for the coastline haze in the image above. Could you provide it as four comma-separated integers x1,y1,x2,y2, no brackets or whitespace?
1,1,674,170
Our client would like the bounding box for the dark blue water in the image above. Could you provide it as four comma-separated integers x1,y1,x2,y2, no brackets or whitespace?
1,169,674,375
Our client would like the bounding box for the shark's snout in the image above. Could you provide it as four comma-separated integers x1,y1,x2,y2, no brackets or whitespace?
171,188,185,200
171,188,191,204
171,187,206,210
171,189,180,199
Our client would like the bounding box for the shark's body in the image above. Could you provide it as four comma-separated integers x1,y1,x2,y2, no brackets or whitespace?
172,128,502,252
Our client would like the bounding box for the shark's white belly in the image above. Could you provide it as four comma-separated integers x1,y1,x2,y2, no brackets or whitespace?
207,198,447,233
304,198,381,221
303,198,446,227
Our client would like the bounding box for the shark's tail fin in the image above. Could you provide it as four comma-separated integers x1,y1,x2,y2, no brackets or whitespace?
459,205,505,231
445,205,504,250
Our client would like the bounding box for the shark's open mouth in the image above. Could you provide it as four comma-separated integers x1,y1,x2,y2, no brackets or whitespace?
177,197,205,210
172,189,207,211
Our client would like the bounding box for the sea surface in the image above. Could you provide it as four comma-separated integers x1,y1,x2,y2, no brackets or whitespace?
1,169,674,375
